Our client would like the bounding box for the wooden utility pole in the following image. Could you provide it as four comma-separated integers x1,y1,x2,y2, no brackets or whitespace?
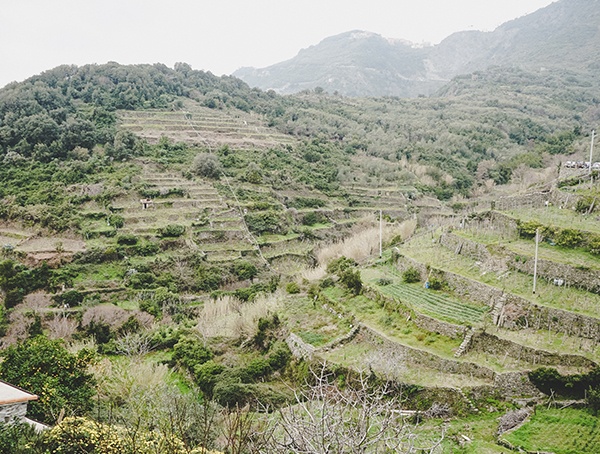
533,228,540,294
379,209,383,258
589,130,595,176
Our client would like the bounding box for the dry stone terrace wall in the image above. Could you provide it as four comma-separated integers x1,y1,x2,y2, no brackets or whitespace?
439,232,492,263
357,324,495,381
357,325,541,397
395,256,600,339
494,189,584,211
495,191,552,211
470,332,597,370
440,231,600,294
508,254,600,294
413,313,466,339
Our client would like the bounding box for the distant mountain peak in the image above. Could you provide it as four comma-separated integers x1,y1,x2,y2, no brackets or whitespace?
234,0,600,97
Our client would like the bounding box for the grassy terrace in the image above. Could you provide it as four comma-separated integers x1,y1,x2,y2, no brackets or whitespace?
322,342,492,388
399,233,600,320
455,228,600,271
489,325,600,366
280,294,351,347
320,286,462,360
502,407,600,454
502,206,600,234
362,267,489,326
316,285,526,378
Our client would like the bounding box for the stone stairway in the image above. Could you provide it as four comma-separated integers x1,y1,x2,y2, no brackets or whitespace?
491,294,507,327
455,388,480,414
454,327,475,358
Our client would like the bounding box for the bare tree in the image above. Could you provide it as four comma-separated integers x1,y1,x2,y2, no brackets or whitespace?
113,331,156,357
258,364,445,454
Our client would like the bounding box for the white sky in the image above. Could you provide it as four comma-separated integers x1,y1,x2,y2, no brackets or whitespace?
0,0,556,89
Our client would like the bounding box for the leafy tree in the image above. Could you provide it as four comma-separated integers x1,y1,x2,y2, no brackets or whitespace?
0,336,96,424
192,153,222,179
339,268,363,295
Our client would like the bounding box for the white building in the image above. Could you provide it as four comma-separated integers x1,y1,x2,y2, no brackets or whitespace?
0,380,47,431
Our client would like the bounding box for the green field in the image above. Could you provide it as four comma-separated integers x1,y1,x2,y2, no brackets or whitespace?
502,407,600,454
374,281,489,325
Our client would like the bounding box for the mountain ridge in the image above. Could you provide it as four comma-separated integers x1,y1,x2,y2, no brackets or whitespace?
234,0,600,97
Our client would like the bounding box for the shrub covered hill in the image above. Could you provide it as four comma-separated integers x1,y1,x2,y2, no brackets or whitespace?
2,61,600,452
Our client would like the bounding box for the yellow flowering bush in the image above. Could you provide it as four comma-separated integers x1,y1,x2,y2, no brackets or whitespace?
43,417,223,454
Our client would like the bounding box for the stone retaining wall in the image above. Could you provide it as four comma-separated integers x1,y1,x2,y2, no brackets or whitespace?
470,332,596,369
508,255,600,294
358,324,495,381
440,232,492,263
286,333,316,360
364,286,466,339
495,191,552,211
440,231,600,294
395,256,600,339
413,313,466,339
357,325,541,397
494,189,584,211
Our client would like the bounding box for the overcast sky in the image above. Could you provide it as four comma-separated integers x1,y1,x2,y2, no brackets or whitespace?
1,0,556,89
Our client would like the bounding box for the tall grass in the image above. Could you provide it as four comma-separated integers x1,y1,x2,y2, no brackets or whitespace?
195,292,282,340
316,219,416,266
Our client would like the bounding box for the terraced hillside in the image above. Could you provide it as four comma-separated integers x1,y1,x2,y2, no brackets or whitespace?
118,99,296,150
278,179,600,442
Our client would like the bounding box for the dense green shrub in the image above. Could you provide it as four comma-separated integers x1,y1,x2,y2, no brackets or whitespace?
157,224,186,238
428,276,445,291
192,153,222,178
244,210,287,235
0,422,42,454
196,265,223,291
172,337,213,372
0,260,51,308
301,211,327,226
231,261,258,281
288,197,326,209
116,233,139,245
575,195,597,214
194,360,225,398
53,289,84,307
326,256,357,274
127,271,156,289
529,366,600,399
108,214,124,229
402,267,421,283
517,220,543,239
339,269,363,295
127,241,160,256
554,228,584,248
286,282,301,294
